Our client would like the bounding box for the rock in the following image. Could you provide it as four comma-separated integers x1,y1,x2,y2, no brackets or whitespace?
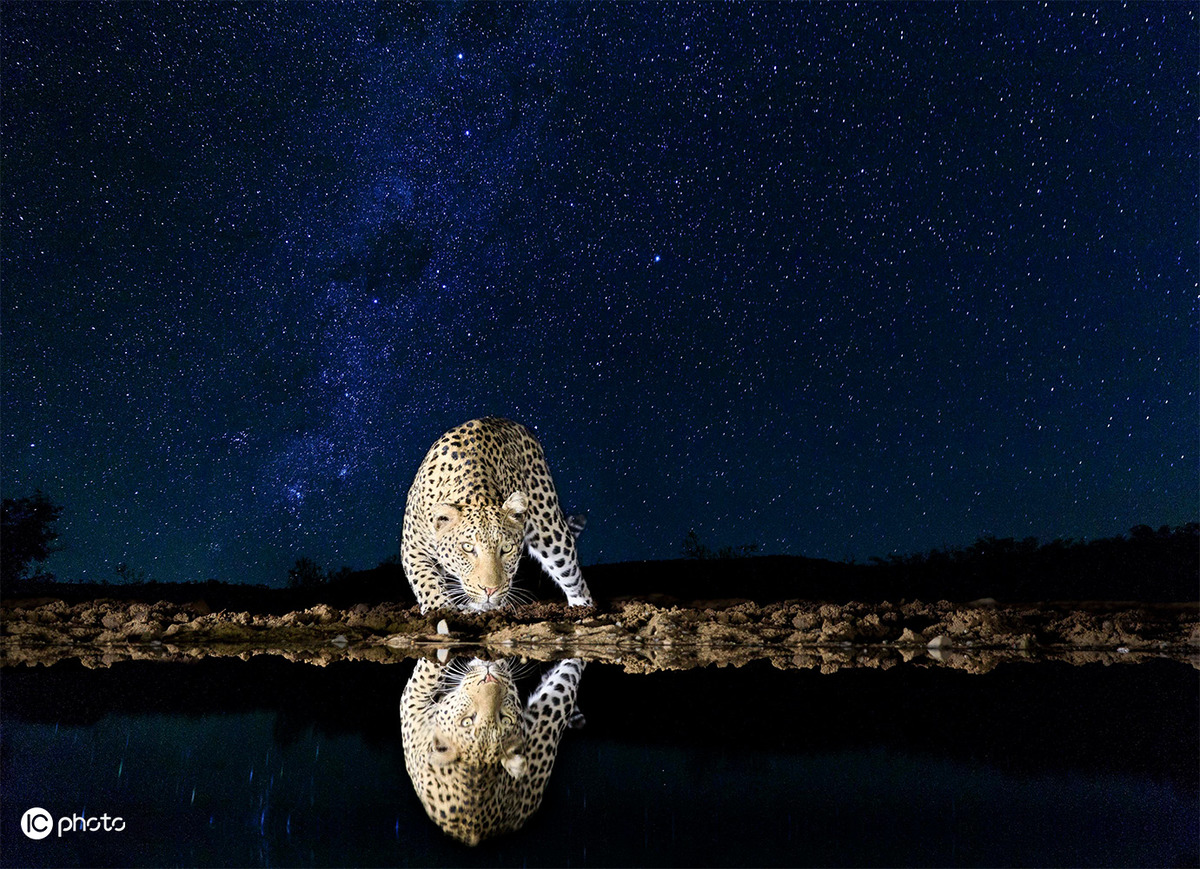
436,619,450,635
307,604,334,624
791,612,819,631
926,634,952,649
76,607,103,626
125,620,155,638
819,619,856,643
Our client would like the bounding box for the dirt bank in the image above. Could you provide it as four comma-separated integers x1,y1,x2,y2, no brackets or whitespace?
2,596,1196,672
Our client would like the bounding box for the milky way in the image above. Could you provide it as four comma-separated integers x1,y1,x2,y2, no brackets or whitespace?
2,4,1195,586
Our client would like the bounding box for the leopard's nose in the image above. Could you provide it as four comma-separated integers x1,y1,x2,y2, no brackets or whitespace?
484,587,498,599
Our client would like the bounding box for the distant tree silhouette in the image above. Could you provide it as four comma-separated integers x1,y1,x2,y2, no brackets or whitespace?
114,562,147,584
681,529,709,559
287,557,352,590
287,557,325,590
1,491,64,584
682,529,760,560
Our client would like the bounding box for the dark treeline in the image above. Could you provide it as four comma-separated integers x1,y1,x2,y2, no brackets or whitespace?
859,524,1198,602
590,524,1198,603
1,487,1195,604
4,524,1195,607
0,570,405,616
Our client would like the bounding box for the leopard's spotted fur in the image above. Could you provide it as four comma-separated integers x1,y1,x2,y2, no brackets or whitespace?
401,418,591,612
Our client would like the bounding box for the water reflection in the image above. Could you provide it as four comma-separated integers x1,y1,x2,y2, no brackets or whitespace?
399,656,584,846
1,655,1196,866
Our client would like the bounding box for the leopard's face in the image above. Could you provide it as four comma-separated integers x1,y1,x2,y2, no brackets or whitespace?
425,658,527,779
429,492,528,611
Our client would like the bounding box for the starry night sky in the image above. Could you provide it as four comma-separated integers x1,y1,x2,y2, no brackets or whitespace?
2,3,1195,587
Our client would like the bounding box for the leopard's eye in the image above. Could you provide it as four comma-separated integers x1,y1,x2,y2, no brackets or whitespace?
501,543,514,554
461,543,474,553
460,714,476,728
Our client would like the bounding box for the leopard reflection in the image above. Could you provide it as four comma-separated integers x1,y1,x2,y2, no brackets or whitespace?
399,656,584,846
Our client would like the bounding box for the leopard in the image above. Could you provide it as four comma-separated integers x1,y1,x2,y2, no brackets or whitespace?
399,655,586,846
400,417,592,613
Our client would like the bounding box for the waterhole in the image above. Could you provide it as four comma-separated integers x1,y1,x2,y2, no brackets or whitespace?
2,653,1195,867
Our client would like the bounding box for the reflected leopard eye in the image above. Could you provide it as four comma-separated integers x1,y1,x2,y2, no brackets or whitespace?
461,543,474,553
460,715,476,727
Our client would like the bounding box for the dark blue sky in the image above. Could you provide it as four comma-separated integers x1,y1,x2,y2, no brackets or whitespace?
3,3,1195,587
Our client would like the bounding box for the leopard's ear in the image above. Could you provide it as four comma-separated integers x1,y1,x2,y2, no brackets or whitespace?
502,491,527,516
430,732,459,766
432,504,461,536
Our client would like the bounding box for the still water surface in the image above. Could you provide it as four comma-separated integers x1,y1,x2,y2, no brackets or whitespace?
2,656,1196,867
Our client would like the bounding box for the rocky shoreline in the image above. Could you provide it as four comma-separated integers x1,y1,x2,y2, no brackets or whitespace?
2,596,1197,673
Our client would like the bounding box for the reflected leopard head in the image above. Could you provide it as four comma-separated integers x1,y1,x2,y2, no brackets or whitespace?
425,658,527,778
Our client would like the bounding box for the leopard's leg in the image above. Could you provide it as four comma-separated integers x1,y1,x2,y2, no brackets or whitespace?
525,514,593,607
402,547,456,613
519,658,586,807
401,657,445,711
399,658,449,782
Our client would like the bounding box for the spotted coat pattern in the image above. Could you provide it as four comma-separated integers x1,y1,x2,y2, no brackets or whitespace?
401,417,592,613
400,657,586,846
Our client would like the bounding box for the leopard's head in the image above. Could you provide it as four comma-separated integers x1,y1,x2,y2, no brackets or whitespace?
429,492,527,611
424,658,527,777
